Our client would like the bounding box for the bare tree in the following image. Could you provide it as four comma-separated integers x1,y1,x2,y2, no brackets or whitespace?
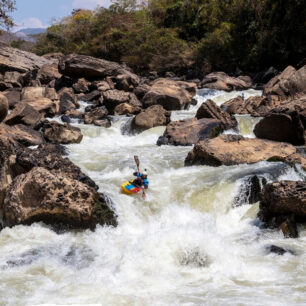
0,0,16,29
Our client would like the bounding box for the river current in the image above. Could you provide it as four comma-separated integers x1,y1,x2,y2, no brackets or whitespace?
0,89,305,306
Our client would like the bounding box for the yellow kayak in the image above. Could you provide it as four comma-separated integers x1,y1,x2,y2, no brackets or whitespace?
121,181,141,195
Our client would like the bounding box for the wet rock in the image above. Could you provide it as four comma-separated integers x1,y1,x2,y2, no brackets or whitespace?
265,245,295,256
254,113,305,145
0,42,51,73
0,123,44,146
199,72,252,91
84,106,108,125
264,65,306,99
43,121,83,144
72,78,90,93
61,115,71,124
158,118,223,146
92,118,111,128
3,167,117,229
280,216,299,238
185,134,298,166
233,175,267,206
142,78,196,111
4,102,43,128
131,105,170,133
3,89,21,109
0,93,8,122
196,99,237,129
81,90,101,102
114,102,141,116
103,90,141,114
36,64,62,85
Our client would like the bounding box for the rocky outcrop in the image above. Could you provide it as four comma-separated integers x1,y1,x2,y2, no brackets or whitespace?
3,167,116,229
258,181,306,238
43,121,83,144
103,90,141,114
157,118,223,146
84,106,108,125
142,79,196,111
263,65,306,99
4,102,43,128
196,99,237,129
131,105,171,133
199,72,252,91
0,42,51,73
0,123,44,146
58,54,139,89
0,93,8,122
185,134,299,167
254,113,305,145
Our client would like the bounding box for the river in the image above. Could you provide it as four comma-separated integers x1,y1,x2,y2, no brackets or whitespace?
0,89,305,306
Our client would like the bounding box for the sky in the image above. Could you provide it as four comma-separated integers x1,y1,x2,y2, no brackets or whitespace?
12,0,112,31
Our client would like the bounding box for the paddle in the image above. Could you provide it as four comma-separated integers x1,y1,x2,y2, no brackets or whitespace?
134,155,146,200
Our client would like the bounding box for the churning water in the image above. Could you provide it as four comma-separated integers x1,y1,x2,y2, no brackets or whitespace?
0,89,306,306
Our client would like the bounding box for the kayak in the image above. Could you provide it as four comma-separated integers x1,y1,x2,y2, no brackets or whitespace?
121,181,141,195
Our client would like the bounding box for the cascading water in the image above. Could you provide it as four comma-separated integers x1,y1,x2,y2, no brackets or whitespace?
0,89,305,306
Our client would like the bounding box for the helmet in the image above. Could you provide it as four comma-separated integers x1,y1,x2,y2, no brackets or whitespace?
142,169,148,178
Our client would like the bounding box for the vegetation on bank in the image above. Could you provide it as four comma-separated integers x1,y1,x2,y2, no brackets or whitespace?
34,0,306,75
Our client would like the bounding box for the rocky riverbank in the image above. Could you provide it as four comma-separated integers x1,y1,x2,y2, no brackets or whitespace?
0,43,305,237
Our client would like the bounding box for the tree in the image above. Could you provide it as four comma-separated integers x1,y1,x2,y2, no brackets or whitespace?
0,0,16,29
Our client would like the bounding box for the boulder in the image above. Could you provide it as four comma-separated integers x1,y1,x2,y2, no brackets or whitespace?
133,84,151,100
157,118,223,146
4,71,23,87
92,80,111,92
58,54,139,88
91,119,111,128
199,72,252,91
131,105,171,133
72,78,90,93
43,121,83,144
23,98,58,117
185,134,298,166
254,113,305,145
263,65,306,99
44,87,59,101
114,103,141,116
81,90,101,102
115,73,140,91
84,106,108,125
3,167,116,229
142,79,196,111
103,90,141,114
0,93,8,122
59,87,78,114
4,102,43,128
65,109,84,120
196,99,237,129
3,89,21,109
21,86,45,100
0,42,51,73
0,123,44,146
36,64,62,85
42,52,64,64
259,181,306,237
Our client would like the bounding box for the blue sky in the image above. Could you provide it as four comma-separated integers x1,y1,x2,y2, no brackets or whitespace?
12,0,112,31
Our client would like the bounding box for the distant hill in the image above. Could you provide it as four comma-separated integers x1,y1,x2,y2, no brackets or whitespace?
15,28,46,35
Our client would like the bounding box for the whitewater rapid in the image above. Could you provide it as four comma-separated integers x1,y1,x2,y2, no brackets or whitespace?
0,89,305,306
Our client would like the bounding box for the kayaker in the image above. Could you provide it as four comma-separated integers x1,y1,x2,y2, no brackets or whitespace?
133,170,149,190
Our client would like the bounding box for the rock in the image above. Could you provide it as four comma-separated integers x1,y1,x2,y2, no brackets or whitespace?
103,90,141,114
4,71,23,87
0,42,51,73
199,72,252,91
157,118,223,146
61,114,71,124
0,93,8,122
133,84,151,100
81,90,101,102
131,105,170,133
36,64,62,85
58,54,139,88
254,113,305,145
4,102,43,128
23,98,58,117
196,99,237,129
21,86,45,101
92,80,111,92
115,73,140,91
185,134,297,166
114,103,141,116
3,89,21,109
59,87,78,113
264,65,306,99
65,109,84,120
43,121,83,144
72,78,90,93
265,245,295,255
84,106,108,125
3,167,116,229
92,119,111,128
233,175,267,207
42,52,64,64
0,123,44,146
142,78,196,110
280,216,298,238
